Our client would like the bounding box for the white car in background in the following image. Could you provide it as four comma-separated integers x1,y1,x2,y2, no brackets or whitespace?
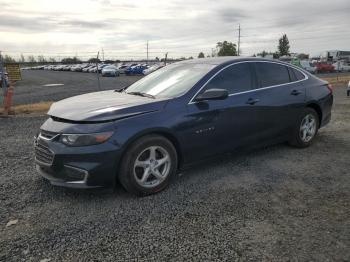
142,64,163,75
101,65,120,77
300,60,316,74
332,61,350,72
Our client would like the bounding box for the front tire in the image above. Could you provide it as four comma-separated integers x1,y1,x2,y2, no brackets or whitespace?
289,108,319,148
118,135,178,196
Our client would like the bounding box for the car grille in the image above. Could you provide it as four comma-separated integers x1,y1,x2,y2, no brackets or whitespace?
35,141,54,165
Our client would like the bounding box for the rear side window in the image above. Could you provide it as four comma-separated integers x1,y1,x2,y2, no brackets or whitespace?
205,63,252,94
255,62,290,88
291,68,305,80
288,66,306,82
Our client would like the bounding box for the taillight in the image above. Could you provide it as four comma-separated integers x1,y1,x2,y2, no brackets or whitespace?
327,84,333,94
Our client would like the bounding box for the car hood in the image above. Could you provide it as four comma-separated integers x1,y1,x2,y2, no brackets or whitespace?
47,90,168,122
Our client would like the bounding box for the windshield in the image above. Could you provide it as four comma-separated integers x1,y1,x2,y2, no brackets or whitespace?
126,63,215,98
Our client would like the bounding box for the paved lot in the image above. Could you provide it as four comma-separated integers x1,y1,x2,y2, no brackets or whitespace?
13,70,143,105
11,70,350,106
0,84,349,261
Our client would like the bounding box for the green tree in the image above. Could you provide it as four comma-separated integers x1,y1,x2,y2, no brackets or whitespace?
216,41,237,56
273,52,280,59
20,54,25,63
27,55,36,63
297,53,309,60
88,58,100,63
61,57,81,64
198,52,205,58
37,55,47,63
3,55,16,63
278,34,290,56
257,50,268,57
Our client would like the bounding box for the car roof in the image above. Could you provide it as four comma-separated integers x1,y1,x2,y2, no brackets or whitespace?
176,56,288,66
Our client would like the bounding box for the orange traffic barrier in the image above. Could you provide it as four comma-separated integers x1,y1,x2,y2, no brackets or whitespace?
3,86,14,115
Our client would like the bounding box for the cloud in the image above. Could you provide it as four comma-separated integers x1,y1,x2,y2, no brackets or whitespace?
217,7,246,24
58,19,109,29
0,14,112,33
0,0,349,57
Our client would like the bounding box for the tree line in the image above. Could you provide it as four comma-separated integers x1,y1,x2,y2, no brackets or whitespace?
2,34,294,63
197,34,292,59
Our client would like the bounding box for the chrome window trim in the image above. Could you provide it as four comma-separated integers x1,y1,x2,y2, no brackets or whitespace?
188,60,308,104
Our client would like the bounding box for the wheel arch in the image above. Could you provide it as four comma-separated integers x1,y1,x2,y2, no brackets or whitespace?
116,128,183,177
306,102,322,127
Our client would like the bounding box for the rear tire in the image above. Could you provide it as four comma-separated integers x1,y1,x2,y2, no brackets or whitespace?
118,135,178,196
289,108,319,148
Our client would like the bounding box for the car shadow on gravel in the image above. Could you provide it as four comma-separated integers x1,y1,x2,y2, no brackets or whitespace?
34,142,291,200
32,129,342,200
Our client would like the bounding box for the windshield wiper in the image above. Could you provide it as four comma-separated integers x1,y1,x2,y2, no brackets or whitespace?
127,91,155,99
115,84,130,92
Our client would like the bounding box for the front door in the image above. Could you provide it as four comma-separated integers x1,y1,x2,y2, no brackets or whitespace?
178,62,258,164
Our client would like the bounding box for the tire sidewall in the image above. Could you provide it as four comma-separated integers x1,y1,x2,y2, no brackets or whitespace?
294,108,319,147
119,135,178,196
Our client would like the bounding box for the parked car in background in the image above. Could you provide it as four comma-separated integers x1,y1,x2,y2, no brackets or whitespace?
332,61,350,72
70,65,81,72
35,57,333,196
126,65,148,75
316,63,335,73
300,60,316,73
82,65,95,72
142,64,163,75
97,64,108,73
102,65,120,77
118,65,129,74
88,66,97,73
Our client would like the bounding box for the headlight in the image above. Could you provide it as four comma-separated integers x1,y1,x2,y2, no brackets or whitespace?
60,132,113,147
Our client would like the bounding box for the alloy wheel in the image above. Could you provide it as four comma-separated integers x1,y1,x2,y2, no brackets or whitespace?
133,146,171,188
299,114,317,143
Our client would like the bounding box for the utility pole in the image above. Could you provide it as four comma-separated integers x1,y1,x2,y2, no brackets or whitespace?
146,41,149,65
102,48,105,62
237,24,241,56
164,52,168,66
96,51,101,91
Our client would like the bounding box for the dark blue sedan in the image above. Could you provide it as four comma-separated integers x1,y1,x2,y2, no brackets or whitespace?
34,57,333,195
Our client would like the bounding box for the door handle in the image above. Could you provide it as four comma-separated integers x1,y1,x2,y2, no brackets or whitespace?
291,90,302,96
246,98,260,105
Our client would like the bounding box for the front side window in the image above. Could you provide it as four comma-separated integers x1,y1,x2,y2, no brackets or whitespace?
204,63,252,94
255,62,290,88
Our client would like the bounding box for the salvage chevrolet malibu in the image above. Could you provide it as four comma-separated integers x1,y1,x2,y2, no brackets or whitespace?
34,57,333,195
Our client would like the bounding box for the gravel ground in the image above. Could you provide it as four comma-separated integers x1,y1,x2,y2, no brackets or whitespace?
0,85,349,261
13,70,142,105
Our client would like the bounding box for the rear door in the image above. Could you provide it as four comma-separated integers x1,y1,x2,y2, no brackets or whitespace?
248,62,306,141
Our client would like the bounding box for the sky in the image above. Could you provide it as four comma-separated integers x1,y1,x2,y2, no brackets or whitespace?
0,0,349,60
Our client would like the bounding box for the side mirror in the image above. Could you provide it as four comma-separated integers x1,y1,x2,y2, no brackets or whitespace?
195,88,228,102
